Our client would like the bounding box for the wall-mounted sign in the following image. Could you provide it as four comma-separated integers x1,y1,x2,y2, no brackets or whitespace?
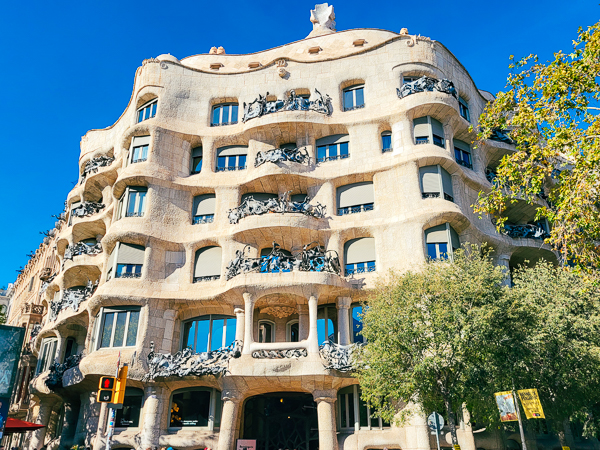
237,439,257,450
0,325,26,436
517,388,545,419
494,391,518,422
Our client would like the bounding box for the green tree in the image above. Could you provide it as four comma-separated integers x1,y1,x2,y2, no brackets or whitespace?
356,245,507,445
0,305,6,325
474,21,600,269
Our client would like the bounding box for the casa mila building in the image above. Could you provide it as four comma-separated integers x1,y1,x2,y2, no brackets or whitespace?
16,4,563,450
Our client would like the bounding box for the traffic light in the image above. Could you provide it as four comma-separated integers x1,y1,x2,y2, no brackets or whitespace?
112,365,128,406
97,376,116,403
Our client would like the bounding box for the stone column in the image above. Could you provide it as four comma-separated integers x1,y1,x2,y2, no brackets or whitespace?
298,304,309,341
139,385,165,450
242,293,255,355
307,295,319,354
29,398,57,450
319,181,336,219
403,402,432,450
461,405,477,450
234,306,245,343
313,392,338,450
497,254,511,286
336,297,351,345
217,390,243,450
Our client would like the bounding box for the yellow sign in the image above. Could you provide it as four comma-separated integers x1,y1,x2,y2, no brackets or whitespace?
517,389,545,419
562,447,570,450
494,391,518,422
453,445,461,450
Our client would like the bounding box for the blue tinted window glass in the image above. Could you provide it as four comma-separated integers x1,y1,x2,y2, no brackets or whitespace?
127,193,137,216
231,105,238,122
141,145,148,160
339,142,349,156
126,311,139,346
134,264,142,274
382,135,391,149
438,243,448,259
101,313,114,347
427,243,438,260
227,156,235,168
239,155,246,168
328,144,337,158
317,145,327,160
222,105,230,123
151,102,157,117
217,156,226,168
355,88,364,107
195,319,210,353
367,261,376,271
137,192,146,214
454,148,461,162
317,318,326,344
344,90,354,109
212,106,220,125
211,318,225,351
225,318,236,346
138,110,144,123
113,312,127,347
464,151,471,165
352,306,364,343
327,319,335,343
185,321,196,348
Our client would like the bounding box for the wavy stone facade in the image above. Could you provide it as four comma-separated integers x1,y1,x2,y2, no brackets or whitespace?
12,6,566,450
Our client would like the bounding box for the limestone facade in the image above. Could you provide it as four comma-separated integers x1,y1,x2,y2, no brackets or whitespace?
6,6,569,450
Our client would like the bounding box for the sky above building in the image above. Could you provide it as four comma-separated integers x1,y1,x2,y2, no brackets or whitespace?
0,0,596,286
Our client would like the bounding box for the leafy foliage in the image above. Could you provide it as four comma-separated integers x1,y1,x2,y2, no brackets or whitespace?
474,21,600,269
0,305,6,325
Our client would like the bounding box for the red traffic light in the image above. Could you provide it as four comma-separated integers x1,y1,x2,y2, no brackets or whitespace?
100,376,115,389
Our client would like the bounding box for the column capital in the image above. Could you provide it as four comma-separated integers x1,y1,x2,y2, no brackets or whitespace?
221,389,243,403
312,390,337,403
336,296,351,309
298,304,309,314
234,306,245,315
243,292,254,304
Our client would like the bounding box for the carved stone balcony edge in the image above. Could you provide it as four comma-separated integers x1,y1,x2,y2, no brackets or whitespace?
319,341,362,373
64,241,103,261
49,280,98,321
396,76,457,100
227,192,326,224
80,156,115,184
242,88,332,122
142,340,242,381
251,348,308,358
45,353,84,390
255,147,311,167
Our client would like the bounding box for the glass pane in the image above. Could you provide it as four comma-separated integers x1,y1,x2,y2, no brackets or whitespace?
231,104,238,122
211,318,225,351
222,105,230,122
327,318,335,343
101,313,115,348
196,318,210,353
427,243,438,260
352,306,364,343
339,142,349,156
344,90,354,109
133,147,141,161
116,390,143,427
193,157,202,172
127,193,137,216
438,243,448,259
382,135,391,149
341,394,348,428
348,392,355,426
137,191,146,214
227,156,236,168
259,322,272,343
239,155,246,168
317,145,327,160
217,156,226,168
212,106,220,125
113,312,127,347
225,318,236,346
183,321,195,349
170,390,211,427
151,102,157,117
138,110,143,123
290,322,299,342
454,148,461,162
367,261,376,272
359,398,369,428
355,88,364,107
126,311,139,346
465,152,471,165
317,318,326,344
141,145,148,160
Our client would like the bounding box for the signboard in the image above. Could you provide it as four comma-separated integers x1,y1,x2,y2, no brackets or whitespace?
517,389,545,419
237,440,257,450
427,412,444,431
494,391,518,422
0,325,26,436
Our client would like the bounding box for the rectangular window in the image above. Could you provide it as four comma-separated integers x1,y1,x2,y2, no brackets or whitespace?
459,98,470,122
116,263,143,278
131,144,148,164
427,242,449,260
98,308,140,349
216,155,246,171
317,142,349,163
381,133,392,152
36,338,58,374
338,385,390,432
343,85,365,111
432,134,444,147
191,156,202,174
211,104,238,126
137,100,157,123
126,188,147,218
345,261,376,276
454,147,472,169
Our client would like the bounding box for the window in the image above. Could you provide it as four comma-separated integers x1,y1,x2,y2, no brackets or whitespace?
182,315,236,352
343,84,365,111
381,131,392,153
211,103,238,126
191,147,202,174
68,201,81,226
97,307,140,349
454,140,473,169
28,276,35,291
216,145,247,172
316,134,350,163
413,116,445,148
107,242,145,280
63,337,77,361
116,388,143,428
350,304,364,344
117,187,147,219
459,97,470,122
287,320,299,342
36,337,58,374
193,246,221,282
338,386,390,431
337,182,374,216
425,223,460,260
402,75,421,84
129,136,150,164
419,165,454,202
344,238,376,276
192,194,215,225
170,388,222,429
258,320,274,343
137,99,157,123
317,306,337,344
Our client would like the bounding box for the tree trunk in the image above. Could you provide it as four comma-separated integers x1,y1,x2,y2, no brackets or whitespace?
440,383,459,447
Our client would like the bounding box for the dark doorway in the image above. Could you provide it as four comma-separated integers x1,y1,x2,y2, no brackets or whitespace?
242,393,319,450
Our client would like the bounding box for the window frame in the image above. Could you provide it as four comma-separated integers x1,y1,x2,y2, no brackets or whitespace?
137,99,157,123
343,84,365,112
115,387,144,429
211,103,239,127
216,154,247,172
454,140,473,170
181,314,236,353
425,223,460,261
95,306,141,350
169,387,222,430
381,131,392,153
286,320,299,342
118,187,147,219
458,97,470,122
36,337,58,374
258,320,275,343
349,303,364,344
130,143,149,164
337,385,391,432
317,305,337,344
419,165,454,202
413,116,445,149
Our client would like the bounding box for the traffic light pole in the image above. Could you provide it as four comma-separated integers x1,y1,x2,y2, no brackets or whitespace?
105,354,121,450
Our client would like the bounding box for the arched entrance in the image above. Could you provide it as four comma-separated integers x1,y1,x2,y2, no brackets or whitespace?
242,393,318,450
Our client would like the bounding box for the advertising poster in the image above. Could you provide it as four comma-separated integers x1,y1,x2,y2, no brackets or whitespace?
0,325,26,434
517,389,545,419
495,391,518,422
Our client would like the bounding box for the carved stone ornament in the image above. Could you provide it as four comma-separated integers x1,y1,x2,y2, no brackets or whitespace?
29,324,41,341
242,89,332,122
45,353,83,390
80,156,114,183
252,348,308,359
319,342,362,372
255,146,311,167
228,191,325,225
260,305,296,319
226,241,340,280
49,280,98,321
308,3,336,37
71,201,105,219
64,241,103,261
396,76,457,99
142,340,242,381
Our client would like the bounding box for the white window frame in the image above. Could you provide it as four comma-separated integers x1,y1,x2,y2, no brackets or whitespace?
95,307,141,350
36,337,58,374
130,143,149,164
343,84,365,111
117,187,147,219
413,116,445,148
211,103,239,126
181,315,235,352
337,385,390,432
137,99,157,123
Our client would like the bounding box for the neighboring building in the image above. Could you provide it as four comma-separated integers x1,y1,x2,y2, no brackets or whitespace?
12,4,580,450
0,284,13,318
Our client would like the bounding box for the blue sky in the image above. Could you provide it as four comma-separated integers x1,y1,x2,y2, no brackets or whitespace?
0,0,596,287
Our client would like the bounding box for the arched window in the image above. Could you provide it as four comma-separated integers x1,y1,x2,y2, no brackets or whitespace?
413,116,445,148
419,165,454,202
216,145,247,172
170,387,222,429
317,306,337,344
454,139,472,169
36,337,58,374
258,320,275,343
286,320,299,342
191,147,202,174
182,315,236,352
337,182,374,215
316,134,349,163
211,103,238,126
192,195,216,225
344,238,376,276
137,99,157,123
381,131,392,153
425,223,460,260
115,387,143,428
193,246,221,282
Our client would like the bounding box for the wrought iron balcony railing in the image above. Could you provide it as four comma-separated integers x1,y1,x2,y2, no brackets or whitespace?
193,275,220,283
338,203,374,216
319,342,362,372
45,353,83,390
49,280,98,320
64,241,102,261
80,155,114,184
242,88,332,122
316,153,350,163
255,146,311,167
228,192,325,224
456,159,473,169
216,165,246,172
422,192,454,202
397,76,457,99
193,215,214,225
210,121,238,127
